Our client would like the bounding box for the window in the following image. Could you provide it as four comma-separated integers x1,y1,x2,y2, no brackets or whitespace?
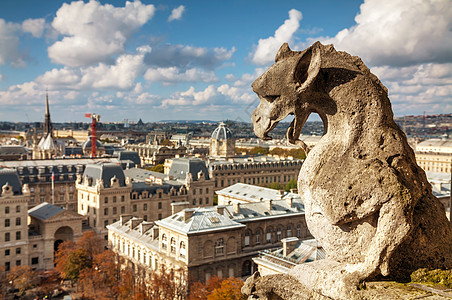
5,206,9,214
121,196,125,202
133,205,137,212
206,188,209,194
16,231,21,240
276,227,282,241
143,204,147,211
193,189,196,195
104,220,108,227
5,233,10,242
33,244,37,249
15,218,20,226
287,225,292,237
158,192,162,198
15,248,20,255
113,207,117,214
104,197,108,204
121,206,125,214
215,238,224,255
16,260,21,266
199,198,203,205
256,231,261,244
4,249,10,256
161,234,167,249
40,196,44,203
158,213,162,220
266,229,271,243
158,202,162,210
297,224,301,238
60,195,64,202
5,262,10,272
5,219,10,227
104,208,108,216
31,197,35,203
200,188,203,195
193,198,196,205
180,242,186,258
170,238,176,254
31,257,39,265
244,232,250,246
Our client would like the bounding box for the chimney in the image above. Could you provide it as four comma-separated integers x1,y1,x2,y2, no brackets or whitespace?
152,226,159,239
265,199,273,211
184,209,195,221
172,202,189,214
120,214,133,226
286,197,293,208
278,190,285,199
233,202,240,214
216,206,225,215
130,217,143,229
290,188,297,194
282,237,299,257
432,181,443,191
139,222,154,235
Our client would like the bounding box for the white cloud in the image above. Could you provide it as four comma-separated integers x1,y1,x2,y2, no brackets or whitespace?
161,85,217,107
168,5,185,22
0,73,3,82
144,44,235,69
0,81,43,105
48,0,155,67
22,18,45,38
251,9,302,65
321,0,452,66
144,67,218,84
0,19,25,67
217,84,255,103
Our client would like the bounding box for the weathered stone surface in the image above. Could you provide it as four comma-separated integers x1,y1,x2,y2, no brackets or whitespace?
249,41,452,299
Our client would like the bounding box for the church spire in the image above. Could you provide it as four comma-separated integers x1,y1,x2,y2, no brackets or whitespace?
43,90,52,136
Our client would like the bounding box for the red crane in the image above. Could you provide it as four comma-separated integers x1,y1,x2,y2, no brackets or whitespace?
85,113,100,157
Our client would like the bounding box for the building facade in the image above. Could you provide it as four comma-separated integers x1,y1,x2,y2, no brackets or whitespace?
107,183,312,284
415,138,452,174
210,122,235,158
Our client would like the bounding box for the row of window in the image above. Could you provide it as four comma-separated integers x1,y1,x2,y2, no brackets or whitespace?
243,224,307,246
215,175,295,188
4,231,22,242
103,195,126,204
192,198,209,205
161,234,187,258
4,218,21,227
4,205,21,214
192,188,209,195
4,247,21,256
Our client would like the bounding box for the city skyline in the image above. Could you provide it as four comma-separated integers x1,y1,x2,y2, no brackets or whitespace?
0,0,451,123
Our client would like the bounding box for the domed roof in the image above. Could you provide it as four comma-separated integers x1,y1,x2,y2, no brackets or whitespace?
211,122,233,141
82,137,104,149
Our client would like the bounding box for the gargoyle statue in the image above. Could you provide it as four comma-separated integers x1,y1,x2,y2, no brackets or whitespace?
251,41,452,299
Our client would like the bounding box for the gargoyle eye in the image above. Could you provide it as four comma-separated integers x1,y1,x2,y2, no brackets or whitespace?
264,95,279,103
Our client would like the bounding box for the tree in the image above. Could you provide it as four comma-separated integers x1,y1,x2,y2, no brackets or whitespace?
151,164,164,173
6,266,37,296
267,182,284,190
284,179,297,192
249,147,269,156
207,277,245,300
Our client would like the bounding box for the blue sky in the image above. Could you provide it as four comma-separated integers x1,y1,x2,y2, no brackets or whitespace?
0,0,450,123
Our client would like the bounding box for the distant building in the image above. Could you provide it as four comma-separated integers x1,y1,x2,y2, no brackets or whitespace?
415,138,452,174
253,238,325,276
125,143,187,166
0,145,28,161
76,161,214,240
107,183,312,283
210,122,235,158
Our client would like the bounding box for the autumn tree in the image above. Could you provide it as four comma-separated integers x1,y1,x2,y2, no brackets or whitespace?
6,266,37,296
207,277,245,300
284,179,297,192
150,164,164,173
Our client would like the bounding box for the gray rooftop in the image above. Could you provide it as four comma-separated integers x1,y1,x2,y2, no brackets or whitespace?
28,202,64,221
216,183,301,203
0,168,22,195
0,145,28,155
83,162,126,187
168,158,209,181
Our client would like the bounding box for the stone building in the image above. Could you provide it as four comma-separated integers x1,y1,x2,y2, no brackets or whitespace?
415,138,452,174
0,168,84,272
124,143,187,166
0,169,30,272
208,156,303,192
76,161,214,240
0,146,29,161
107,183,312,284
0,158,120,211
210,122,235,158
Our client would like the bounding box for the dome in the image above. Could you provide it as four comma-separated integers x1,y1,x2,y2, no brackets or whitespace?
82,137,103,150
211,122,233,141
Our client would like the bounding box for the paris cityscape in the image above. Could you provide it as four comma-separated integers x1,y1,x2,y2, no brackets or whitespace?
0,0,451,299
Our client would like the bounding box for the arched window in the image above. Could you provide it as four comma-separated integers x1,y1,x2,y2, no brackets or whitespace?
287,225,292,237
215,238,224,255
255,229,262,244
244,231,250,246
276,227,282,241
170,237,176,254
266,228,272,243
180,241,186,258
161,234,167,249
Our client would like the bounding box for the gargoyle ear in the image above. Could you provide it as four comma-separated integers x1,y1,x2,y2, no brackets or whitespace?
295,42,321,90
275,43,295,62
